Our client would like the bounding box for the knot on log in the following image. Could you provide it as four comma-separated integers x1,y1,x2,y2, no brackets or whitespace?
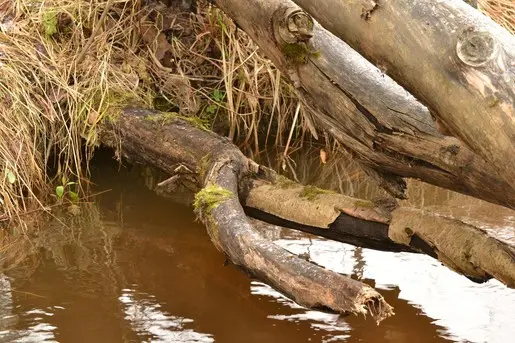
456,28,499,67
272,5,314,44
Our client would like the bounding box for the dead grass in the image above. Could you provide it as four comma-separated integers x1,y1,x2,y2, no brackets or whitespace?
0,0,311,224
478,0,515,33
0,0,315,270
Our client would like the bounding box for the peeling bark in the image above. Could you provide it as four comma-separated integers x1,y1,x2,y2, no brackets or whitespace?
292,0,515,190
212,0,515,209
101,108,515,296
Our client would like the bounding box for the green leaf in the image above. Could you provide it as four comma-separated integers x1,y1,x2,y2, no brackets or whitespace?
205,104,217,114
5,169,16,184
69,191,79,202
212,89,225,102
66,181,77,186
42,11,58,36
55,185,64,198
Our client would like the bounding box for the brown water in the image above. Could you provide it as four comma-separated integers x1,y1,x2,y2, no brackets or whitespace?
1,159,514,343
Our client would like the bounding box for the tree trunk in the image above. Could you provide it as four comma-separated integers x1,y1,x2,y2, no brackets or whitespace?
212,0,515,209
102,108,395,323
101,108,515,300
292,0,515,190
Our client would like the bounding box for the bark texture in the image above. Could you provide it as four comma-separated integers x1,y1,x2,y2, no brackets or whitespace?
292,0,515,190
101,108,515,291
212,0,515,209
102,108,394,322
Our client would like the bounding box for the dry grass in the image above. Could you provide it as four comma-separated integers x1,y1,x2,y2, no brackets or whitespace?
478,0,515,33
0,0,310,227
0,0,314,270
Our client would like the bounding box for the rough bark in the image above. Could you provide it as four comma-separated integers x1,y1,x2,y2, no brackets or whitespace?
292,0,515,190
243,176,515,288
102,108,394,322
101,108,515,292
212,0,515,209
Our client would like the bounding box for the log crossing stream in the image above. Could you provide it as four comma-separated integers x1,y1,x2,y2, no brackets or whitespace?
0,154,514,343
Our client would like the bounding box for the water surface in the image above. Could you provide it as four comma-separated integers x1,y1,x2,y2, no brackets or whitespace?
1,160,514,343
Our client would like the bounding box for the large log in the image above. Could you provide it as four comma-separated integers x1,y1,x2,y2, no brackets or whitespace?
292,0,515,190
212,0,515,209
216,0,515,208
102,108,394,322
102,108,514,292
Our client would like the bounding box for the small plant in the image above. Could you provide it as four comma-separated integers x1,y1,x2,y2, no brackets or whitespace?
204,89,226,115
42,11,58,36
55,178,79,203
4,167,16,185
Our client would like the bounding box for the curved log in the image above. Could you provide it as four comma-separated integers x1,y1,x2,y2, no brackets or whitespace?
212,0,515,209
103,108,394,323
292,0,515,190
101,107,515,292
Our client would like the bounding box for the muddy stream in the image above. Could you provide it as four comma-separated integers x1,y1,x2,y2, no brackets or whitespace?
1,151,514,343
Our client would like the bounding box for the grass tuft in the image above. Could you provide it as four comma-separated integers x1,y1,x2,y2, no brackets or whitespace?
0,0,310,236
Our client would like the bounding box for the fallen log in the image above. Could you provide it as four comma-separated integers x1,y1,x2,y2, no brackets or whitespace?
242,177,515,287
211,0,515,209
102,108,395,323
292,0,515,190
102,108,514,305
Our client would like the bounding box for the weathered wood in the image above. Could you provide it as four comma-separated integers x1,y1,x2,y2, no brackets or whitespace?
103,108,394,322
242,174,514,287
390,207,515,287
212,0,515,207
200,156,393,322
212,0,515,209
292,0,515,190
101,108,515,289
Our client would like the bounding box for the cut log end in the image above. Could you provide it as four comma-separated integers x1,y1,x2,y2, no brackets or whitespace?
357,287,395,324
197,150,395,323
456,29,499,67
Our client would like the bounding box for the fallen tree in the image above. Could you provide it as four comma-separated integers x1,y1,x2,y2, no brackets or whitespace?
101,108,515,323
211,0,515,209
291,0,515,190
102,108,395,323
2,0,513,326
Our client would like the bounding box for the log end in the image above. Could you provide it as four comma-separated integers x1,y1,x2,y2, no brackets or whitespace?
456,28,499,67
357,286,395,324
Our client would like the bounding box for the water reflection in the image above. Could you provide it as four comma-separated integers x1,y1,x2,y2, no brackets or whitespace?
250,281,351,343
271,233,515,343
119,288,213,342
0,155,514,343
0,275,58,343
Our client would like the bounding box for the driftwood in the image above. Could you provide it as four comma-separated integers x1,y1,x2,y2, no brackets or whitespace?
101,108,514,319
292,0,515,190
102,108,395,323
212,0,515,209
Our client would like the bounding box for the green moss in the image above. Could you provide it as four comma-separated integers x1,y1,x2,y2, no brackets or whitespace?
275,175,296,189
193,184,233,216
281,43,320,65
42,11,58,36
354,199,375,208
299,185,333,201
96,90,147,123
